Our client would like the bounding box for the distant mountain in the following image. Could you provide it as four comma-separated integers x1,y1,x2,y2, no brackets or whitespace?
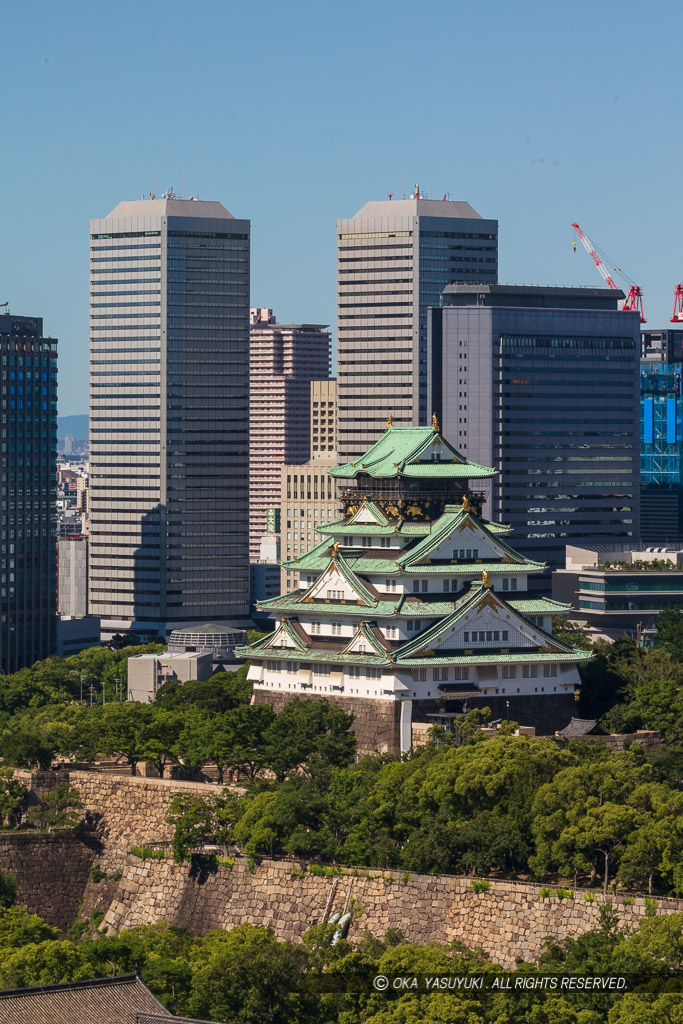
58,414,88,442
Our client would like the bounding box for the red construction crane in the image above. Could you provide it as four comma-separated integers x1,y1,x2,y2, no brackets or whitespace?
671,285,683,322
571,222,646,322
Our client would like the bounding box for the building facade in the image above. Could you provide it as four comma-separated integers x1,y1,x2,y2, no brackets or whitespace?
428,285,641,589
640,359,683,543
249,309,330,559
0,314,57,673
88,197,250,639
57,535,88,617
280,379,341,592
336,194,498,461
553,543,683,640
240,424,586,755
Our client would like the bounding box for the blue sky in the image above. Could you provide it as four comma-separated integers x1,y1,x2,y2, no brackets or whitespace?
2,0,680,415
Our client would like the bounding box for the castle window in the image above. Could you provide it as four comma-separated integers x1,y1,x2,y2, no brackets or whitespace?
385,579,397,591
464,631,469,642
413,581,420,593
502,631,509,641
286,662,298,674
543,665,558,678
326,589,344,599
421,581,428,593
311,622,321,634
366,666,381,679
453,667,468,680
331,622,342,636
433,667,449,681
386,626,397,638
312,663,331,676
443,580,450,592
522,665,537,678
502,666,516,679
413,668,427,681
348,666,361,678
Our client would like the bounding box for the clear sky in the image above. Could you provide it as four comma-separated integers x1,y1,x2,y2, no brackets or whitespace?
2,0,680,415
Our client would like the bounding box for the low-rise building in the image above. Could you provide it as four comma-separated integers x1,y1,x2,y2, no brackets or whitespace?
552,543,683,640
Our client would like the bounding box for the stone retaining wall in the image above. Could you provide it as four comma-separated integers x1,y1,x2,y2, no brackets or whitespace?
103,855,683,968
0,833,98,931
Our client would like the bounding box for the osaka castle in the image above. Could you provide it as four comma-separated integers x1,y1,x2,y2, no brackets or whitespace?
238,421,590,755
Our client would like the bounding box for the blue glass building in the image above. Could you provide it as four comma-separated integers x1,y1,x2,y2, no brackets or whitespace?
640,361,683,541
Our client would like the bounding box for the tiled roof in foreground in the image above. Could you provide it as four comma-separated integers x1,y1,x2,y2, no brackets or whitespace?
0,975,172,1024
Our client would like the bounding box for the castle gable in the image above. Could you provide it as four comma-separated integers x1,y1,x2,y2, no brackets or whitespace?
303,556,377,607
347,501,390,527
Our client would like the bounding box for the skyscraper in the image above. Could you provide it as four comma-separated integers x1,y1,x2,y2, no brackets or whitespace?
0,314,57,672
249,309,330,559
429,285,641,588
336,192,498,460
88,196,250,639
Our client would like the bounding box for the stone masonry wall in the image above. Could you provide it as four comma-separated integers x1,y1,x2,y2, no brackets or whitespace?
14,769,224,872
252,691,402,756
12,769,683,964
103,855,683,968
0,833,98,931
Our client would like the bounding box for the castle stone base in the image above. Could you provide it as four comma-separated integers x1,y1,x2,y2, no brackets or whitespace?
251,689,577,756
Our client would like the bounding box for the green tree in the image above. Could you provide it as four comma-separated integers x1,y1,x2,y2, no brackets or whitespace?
141,708,182,779
0,717,58,769
187,924,316,1024
0,871,16,909
0,905,61,947
166,792,238,862
654,605,683,660
26,784,83,833
261,699,356,784
0,768,28,827
93,702,155,775
0,939,94,988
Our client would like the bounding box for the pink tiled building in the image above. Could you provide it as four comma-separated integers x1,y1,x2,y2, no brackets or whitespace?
249,309,331,559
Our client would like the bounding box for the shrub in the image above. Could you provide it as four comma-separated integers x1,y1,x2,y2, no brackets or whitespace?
309,863,341,877
471,879,491,894
584,893,596,903
130,846,165,860
539,887,553,898
217,855,234,869
623,896,634,906
644,898,658,917
555,888,574,900
402,872,411,885
246,857,256,873
89,864,107,884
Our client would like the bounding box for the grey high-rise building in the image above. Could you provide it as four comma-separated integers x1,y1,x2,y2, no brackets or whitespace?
88,197,250,639
428,285,641,590
336,193,498,460
0,314,57,672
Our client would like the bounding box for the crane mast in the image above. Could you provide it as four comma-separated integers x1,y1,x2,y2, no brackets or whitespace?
571,221,646,322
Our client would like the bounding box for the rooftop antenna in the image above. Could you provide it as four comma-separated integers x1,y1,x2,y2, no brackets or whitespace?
184,177,186,200
0,301,9,314
430,178,433,199
154,175,157,200
402,176,405,200
387,192,393,201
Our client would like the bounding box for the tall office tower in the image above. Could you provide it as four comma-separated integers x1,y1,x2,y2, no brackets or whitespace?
249,309,330,559
336,192,498,460
280,379,340,592
0,314,57,672
428,285,641,590
89,196,250,640
640,361,683,542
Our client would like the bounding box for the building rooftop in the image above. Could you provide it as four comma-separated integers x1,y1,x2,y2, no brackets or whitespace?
0,974,168,1024
329,426,495,481
441,283,626,309
348,198,485,220
102,198,236,221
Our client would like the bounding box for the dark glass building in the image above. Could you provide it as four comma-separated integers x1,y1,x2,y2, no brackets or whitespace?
0,314,57,671
428,286,641,592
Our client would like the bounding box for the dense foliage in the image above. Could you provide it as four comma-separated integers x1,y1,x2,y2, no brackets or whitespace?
0,899,679,1023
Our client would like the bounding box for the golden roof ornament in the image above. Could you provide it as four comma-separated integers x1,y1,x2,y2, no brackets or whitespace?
387,414,393,428
462,495,473,513
331,541,340,558
482,569,492,590
432,412,439,431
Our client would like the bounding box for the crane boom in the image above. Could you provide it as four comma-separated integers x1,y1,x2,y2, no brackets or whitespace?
571,222,646,322
571,222,618,290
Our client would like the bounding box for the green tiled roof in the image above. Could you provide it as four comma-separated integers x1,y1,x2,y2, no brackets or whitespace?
347,500,390,526
257,591,459,618
285,546,545,576
329,426,495,481
508,597,572,614
235,644,592,668
331,553,380,606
